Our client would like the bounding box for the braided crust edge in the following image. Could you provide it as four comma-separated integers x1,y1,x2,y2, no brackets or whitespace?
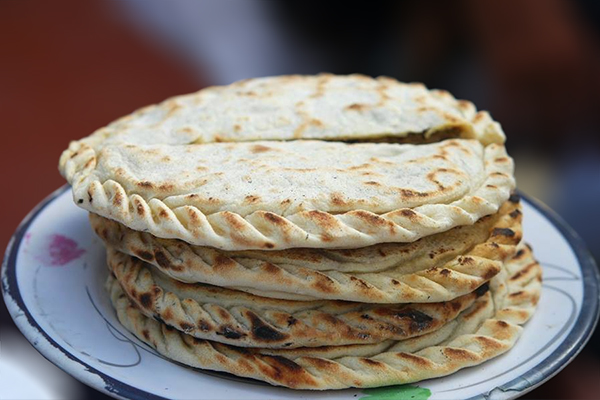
107,248,485,348
63,140,514,250
108,243,541,389
93,199,522,303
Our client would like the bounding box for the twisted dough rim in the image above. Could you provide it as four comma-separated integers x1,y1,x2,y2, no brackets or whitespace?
62,140,514,250
92,199,523,303
107,247,485,348
108,242,541,389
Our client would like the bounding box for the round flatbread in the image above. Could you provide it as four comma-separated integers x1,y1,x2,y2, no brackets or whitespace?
108,243,541,389
92,197,523,303
107,248,483,348
61,75,513,250
60,74,505,150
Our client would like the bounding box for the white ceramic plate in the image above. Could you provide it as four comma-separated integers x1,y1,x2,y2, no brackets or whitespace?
2,186,599,400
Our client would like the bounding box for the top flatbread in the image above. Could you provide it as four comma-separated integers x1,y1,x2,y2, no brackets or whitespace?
59,74,505,150
59,75,513,250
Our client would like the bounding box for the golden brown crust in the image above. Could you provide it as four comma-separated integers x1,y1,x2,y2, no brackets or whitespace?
107,248,481,348
62,139,514,250
92,200,522,303
107,243,541,389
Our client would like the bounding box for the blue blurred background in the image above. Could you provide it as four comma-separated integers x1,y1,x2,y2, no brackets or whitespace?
1,0,598,398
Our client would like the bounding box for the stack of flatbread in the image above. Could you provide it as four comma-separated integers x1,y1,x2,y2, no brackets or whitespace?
59,74,541,389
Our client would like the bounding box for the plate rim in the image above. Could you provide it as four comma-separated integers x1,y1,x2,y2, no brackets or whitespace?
464,194,600,400
1,186,164,400
2,185,599,400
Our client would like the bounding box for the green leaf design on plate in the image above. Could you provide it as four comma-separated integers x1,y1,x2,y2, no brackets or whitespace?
360,384,432,400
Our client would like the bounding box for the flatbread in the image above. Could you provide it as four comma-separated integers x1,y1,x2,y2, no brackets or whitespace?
107,247,483,348
65,139,513,250
60,75,513,251
92,197,523,303
108,243,541,389
59,74,505,151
